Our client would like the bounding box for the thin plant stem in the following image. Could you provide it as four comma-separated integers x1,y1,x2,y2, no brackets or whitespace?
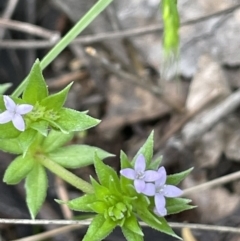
37,154,94,194
12,0,113,98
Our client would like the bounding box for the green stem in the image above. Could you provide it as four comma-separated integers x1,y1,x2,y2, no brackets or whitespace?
37,154,94,194
12,0,113,98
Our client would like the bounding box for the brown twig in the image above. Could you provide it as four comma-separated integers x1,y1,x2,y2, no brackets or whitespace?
0,0,19,39
183,170,240,196
85,47,184,113
0,219,239,235
182,88,240,145
1,3,240,49
55,177,73,220
47,70,88,89
0,19,60,40
156,89,220,148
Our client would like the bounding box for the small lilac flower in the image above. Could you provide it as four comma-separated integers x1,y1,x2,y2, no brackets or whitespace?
143,166,183,216
0,95,33,131
120,154,160,193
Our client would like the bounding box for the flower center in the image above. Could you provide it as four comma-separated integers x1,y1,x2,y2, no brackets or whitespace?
136,171,145,180
156,184,166,194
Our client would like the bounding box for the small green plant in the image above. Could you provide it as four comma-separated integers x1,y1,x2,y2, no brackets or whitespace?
0,0,193,240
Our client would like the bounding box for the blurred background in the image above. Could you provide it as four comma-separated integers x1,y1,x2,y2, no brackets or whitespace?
1,0,240,240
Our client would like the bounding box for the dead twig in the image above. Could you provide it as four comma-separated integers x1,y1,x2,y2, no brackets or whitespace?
183,170,240,196
0,19,60,40
0,0,19,39
85,47,184,113
0,219,239,236
47,70,88,89
182,88,240,145
156,89,220,148
55,177,73,220
1,3,240,49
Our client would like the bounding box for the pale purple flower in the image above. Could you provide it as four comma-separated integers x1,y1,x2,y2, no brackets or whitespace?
0,95,33,131
142,166,183,216
120,154,160,193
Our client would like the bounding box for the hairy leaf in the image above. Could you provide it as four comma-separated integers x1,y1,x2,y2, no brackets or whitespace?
3,155,34,184
48,145,114,168
40,82,73,111
41,130,74,153
22,59,48,104
167,168,193,185
48,108,100,133
133,131,154,166
57,194,96,212
26,163,48,219
83,214,116,241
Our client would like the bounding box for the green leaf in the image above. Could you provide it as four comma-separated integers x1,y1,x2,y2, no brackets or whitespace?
48,145,114,169
17,129,36,155
0,121,20,139
22,59,48,104
3,155,34,184
41,130,74,153
40,82,73,111
133,131,154,166
149,156,162,170
0,83,12,94
0,138,22,154
94,154,120,188
57,194,96,212
167,168,193,185
120,151,133,194
166,198,195,215
30,120,49,137
26,163,48,219
137,208,181,239
83,214,116,241
124,215,143,236
48,108,100,133
88,201,108,214
122,226,144,241
91,177,110,199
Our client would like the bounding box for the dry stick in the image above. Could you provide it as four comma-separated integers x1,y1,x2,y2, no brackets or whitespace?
183,87,240,145
47,70,88,89
55,177,73,220
0,19,59,40
183,170,240,196
156,89,220,149
1,219,240,235
0,0,18,39
11,222,240,241
1,3,240,49
85,47,184,113
12,224,81,241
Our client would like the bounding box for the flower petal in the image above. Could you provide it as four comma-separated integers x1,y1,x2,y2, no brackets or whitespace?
0,111,14,123
134,154,146,172
154,206,167,217
164,185,183,197
142,183,155,196
120,168,136,180
3,95,16,112
134,179,145,193
12,114,25,131
144,170,161,182
154,193,166,216
16,104,33,115
155,166,167,187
